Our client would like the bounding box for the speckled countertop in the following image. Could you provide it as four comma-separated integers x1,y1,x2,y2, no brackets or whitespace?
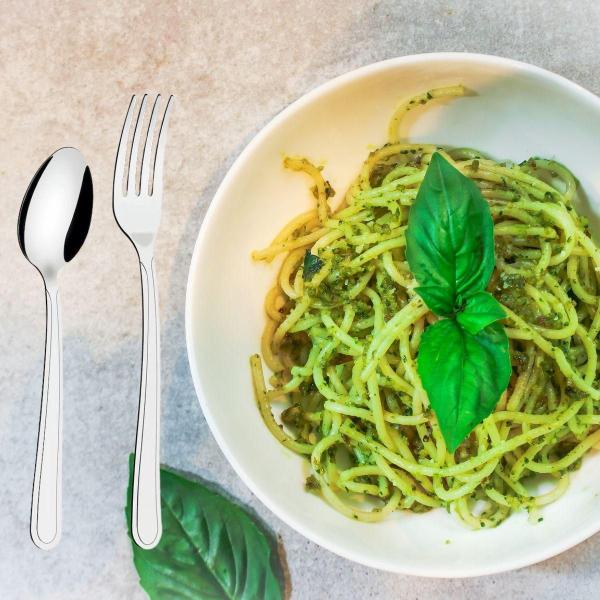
2,1,600,598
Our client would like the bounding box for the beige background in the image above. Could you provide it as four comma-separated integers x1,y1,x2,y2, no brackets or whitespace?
2,1,600,598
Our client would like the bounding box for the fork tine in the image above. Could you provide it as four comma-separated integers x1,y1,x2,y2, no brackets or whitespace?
150,95,174,196
114,95,137,197
128,94,148,195
140,95,161,196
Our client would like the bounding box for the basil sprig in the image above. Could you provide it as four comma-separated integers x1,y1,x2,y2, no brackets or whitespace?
406,153,511,451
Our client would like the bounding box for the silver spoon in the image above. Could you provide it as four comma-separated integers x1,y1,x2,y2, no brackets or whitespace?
18,147,93,550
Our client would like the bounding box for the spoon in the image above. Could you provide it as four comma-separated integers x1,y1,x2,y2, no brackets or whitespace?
18,147,93,550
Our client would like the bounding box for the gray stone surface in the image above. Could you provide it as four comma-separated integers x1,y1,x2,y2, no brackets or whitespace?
2,0,600,598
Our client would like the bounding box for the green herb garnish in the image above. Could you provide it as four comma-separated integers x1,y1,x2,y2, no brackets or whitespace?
406,153,511,451
303,250,324,281
125,456,285,600
456,290,508,335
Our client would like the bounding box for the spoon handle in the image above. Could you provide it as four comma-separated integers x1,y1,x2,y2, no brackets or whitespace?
132,257,162,549
31,281,62,550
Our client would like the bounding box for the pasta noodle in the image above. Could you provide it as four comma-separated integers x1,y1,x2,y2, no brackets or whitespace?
250,86,600,528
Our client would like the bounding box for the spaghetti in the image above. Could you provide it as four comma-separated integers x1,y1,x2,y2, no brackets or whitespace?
250,86,600,528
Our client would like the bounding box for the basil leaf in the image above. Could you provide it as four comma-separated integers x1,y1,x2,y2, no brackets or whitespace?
414,285,455,317
406,153,495,310
417,319,511,451
456,291,507,335
125,456,285,600
303,250,324,281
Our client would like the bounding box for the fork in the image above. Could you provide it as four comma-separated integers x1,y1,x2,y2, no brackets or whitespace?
113,94,173,549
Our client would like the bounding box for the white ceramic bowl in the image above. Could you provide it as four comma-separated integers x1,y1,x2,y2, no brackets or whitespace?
186,53,600,577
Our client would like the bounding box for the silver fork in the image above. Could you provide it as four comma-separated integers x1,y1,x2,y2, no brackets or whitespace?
113,94,173,549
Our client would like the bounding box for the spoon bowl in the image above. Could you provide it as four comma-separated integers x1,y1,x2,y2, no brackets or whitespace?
19,147,92,279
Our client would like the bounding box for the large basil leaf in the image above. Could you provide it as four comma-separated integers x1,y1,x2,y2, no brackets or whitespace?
125,456,285,600
456,291,506,335
417,319,511,451
406,152,495,312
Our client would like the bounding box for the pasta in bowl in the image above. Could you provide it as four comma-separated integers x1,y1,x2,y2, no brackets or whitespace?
186,54,600,575
250,85,600,529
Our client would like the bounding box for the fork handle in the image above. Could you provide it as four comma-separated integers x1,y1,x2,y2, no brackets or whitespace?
132,256,162,549
31,280,62,550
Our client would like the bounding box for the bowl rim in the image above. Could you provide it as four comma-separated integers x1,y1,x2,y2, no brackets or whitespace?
185,52,600,577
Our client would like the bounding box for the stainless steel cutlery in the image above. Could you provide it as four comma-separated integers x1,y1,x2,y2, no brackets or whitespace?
18,148,93,550
18,94,172,551
114,94,173,549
